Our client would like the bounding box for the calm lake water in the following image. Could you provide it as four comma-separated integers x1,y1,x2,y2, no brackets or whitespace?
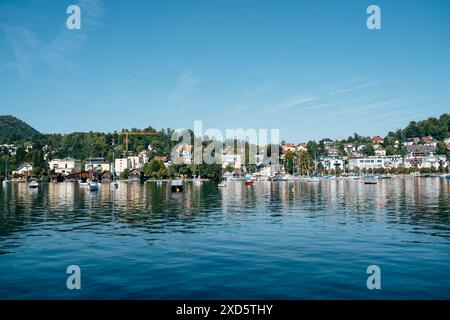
0,178,449,299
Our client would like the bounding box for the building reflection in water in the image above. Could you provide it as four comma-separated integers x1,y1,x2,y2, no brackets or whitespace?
0,178,449,241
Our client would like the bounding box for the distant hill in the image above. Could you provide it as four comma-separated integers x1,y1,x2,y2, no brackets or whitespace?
0,115,41,143
388,113,449,141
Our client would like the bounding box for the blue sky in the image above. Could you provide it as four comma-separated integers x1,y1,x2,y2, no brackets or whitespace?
0,0,449,142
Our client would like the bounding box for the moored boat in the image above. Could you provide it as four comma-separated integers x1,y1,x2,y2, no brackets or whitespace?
171,180,184,192
89,181,99,191
28,179,39,188
193,176,202,186
244,175,254,186
218,177,227,187
363,175,378,184
2,158,10,186
307,176,320,183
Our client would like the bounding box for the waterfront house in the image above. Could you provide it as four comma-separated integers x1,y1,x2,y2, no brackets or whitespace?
12,163,33,179
85,157,110,173
100,171,113,182
386,155,404,168
128,169,143,182
420,155,447,170
48,158,81,175
348,157,390,171
319,156,344,172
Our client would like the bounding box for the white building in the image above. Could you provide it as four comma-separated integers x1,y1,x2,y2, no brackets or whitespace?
85,157,110,172
127,156,141,170
319,157,344,171
0,144,17,156
222,153,242,169
138,150,150,165
386,155,403,168
115,158,130,175
12,163,33,177
374,148,386,157
343,144,356,155
420,155,446,169
174,144,193,164
348,157,390,170
48,158,81,175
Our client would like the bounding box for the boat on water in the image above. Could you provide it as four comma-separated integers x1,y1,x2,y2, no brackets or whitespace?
28,179,39,188
2,158,9,186
110,181,118,188
193,175,202,186
306,176,320,183
89,180,99,191
193,164,202,185
445,174,450,180
363,175,378,184
79,181,89,187
244,175,254,186
218,177,227,187
171,180,184,192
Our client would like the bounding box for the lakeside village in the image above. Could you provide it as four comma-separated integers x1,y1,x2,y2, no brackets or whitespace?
2,133,450,188
1,113,449,188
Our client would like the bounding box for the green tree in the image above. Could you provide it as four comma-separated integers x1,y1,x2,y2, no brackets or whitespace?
143,159,163,177
436,141,448,155
296,151,315,175
363,144,375,156
385,145,396,155
119,168,129,180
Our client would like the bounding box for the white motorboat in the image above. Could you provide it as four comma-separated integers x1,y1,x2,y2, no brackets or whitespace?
2,158,9,186
89,181,99,191
193,176,202,185
28,180,39,188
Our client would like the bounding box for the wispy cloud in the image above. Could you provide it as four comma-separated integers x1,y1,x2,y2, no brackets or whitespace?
322,96,432,120
169,68,201,101
329,81,376,95
301,103,337,111
0,0,105,79
118,73,146,87
277,96,316,110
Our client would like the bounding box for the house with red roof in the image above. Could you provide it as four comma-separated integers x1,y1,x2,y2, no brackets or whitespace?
371,136,383,144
